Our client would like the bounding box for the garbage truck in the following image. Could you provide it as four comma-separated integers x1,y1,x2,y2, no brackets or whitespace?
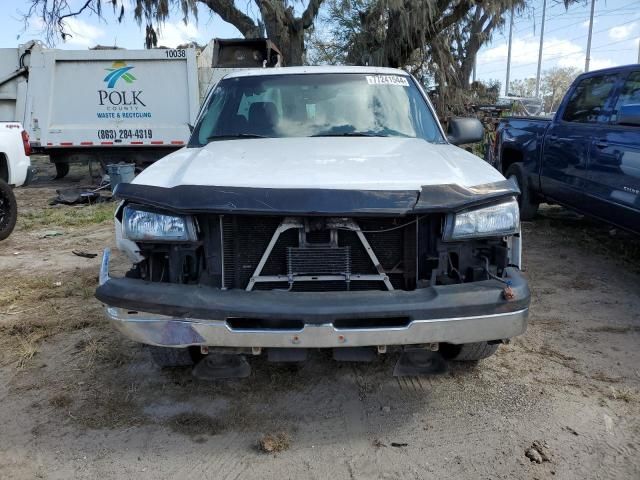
0,39,281,178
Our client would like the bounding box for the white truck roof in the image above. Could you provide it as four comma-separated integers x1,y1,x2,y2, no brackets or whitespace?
223,65,411,79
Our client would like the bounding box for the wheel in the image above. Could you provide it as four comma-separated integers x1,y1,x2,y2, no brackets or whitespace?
505,163,539,221
149,345,199,368
54,162,70,180
0,179,17,241
440,342,500,361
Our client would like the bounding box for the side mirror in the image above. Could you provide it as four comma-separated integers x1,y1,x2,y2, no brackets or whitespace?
617,104,640,126
188,123,194,133
447,117,484,145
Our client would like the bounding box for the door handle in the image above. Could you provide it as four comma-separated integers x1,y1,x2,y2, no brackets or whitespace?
548,135,558,141
594,140,608,149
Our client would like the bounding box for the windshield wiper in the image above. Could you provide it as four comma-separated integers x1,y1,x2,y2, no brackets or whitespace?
207,133,270,141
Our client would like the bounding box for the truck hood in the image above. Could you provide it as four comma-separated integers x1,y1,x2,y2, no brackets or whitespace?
133,137,505,190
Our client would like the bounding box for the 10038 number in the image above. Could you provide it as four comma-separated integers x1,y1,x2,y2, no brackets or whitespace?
97,129,153,140
165,49,186,58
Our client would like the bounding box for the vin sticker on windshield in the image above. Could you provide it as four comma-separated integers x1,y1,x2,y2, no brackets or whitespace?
366,75,409,86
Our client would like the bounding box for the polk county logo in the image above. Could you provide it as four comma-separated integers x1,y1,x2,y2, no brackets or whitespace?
104,61,136,88
98,61,146,108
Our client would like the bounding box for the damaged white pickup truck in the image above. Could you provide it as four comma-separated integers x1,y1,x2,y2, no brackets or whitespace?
96,66,530,378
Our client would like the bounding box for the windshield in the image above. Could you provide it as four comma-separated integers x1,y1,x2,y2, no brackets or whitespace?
190,73,443,146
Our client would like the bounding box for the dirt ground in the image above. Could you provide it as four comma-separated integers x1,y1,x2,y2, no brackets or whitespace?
1,157,639,479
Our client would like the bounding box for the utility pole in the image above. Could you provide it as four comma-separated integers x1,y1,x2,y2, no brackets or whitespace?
535,0,547,98
637,38,640,63
585,0,596,72
505,8,514,96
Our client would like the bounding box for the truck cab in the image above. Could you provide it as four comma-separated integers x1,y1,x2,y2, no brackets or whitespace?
495,65,640,234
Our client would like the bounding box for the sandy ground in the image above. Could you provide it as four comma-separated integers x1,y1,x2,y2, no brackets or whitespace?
1,158,639,479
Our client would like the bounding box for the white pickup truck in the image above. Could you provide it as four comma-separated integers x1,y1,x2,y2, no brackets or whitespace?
0,122,32,240
96,67,530,377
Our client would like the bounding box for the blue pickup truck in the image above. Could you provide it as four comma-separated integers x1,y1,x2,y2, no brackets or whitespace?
493,65,640,234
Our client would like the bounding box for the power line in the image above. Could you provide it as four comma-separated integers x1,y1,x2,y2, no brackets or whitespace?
510,5,640,34
479,35,639,77
476,18,639,69
501,15,639,54
477,4,640,81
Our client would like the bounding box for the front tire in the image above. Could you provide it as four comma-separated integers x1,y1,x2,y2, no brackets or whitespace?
440,342,500,361
54,162,70,180
505,163,539,221
0,180,17,241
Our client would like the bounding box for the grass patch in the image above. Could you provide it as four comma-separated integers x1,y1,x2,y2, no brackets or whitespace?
608,387,639,403
74,334,133,368
15,337,38,369
49,393,73,409
18,202,115,231
167,412,224,437
0,269,98,309
0,268,103,367
258,431,291,453
73,389,147,429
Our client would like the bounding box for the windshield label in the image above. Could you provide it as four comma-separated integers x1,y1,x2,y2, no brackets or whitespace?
366,75,409,87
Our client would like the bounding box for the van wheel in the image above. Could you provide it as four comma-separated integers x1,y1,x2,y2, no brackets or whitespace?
54,162,70,180
505,163,539,220
0,180,17,241
149,345,200,368
440,342,500,361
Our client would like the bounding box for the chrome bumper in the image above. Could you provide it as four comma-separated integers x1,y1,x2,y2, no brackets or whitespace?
104,306,528,348
98,249,529,348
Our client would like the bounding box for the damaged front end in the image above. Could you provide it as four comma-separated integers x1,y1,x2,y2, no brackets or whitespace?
96,180,529,371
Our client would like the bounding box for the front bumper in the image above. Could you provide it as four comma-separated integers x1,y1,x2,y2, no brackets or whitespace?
96,249,530,348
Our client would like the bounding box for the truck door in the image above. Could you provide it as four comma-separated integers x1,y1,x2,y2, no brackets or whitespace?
586,69,640,233
540,72,619,209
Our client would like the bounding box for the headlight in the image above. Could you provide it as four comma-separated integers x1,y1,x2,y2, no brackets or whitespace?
444,198,520,240
122,206,197,242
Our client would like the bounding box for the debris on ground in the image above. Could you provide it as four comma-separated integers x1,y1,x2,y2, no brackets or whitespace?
372,438,386,448
525,448,542,463
258,432,291,453
391,442,409,448
525,440,552,463
49,188,111,206
72,250,98,259
564,426,579,436
39,230,63,239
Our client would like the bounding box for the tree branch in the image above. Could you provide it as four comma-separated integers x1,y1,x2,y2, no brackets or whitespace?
301,0,324,30
436,1,472,32
58,0,95,23
198,0,261,37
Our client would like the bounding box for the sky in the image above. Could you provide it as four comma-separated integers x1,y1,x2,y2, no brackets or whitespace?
475,0,640,93
0,0,242,49
1,0,639,94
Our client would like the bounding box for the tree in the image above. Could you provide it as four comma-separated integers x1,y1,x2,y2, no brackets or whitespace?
326,0,522,70
21,0,324,65
541,66,581,113
509,78,536,97
312,0,525,114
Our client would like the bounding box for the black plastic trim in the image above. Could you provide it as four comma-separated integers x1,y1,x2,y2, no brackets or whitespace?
96,267,530,324
114,180,519,216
